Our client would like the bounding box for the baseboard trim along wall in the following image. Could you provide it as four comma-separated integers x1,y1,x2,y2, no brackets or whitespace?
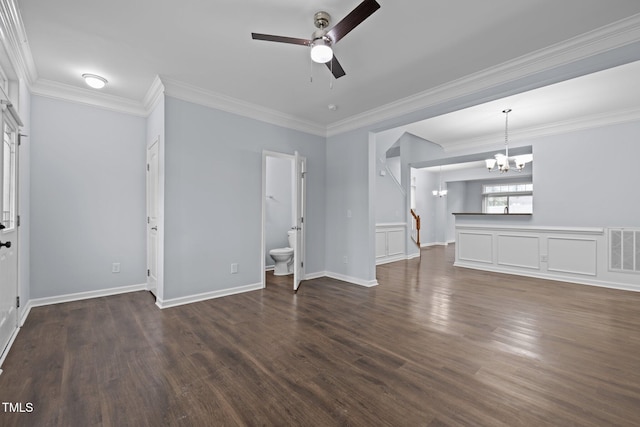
304,271,326,280
156,282,263,309
420,242,450,248
21,283,148,326
325,271,379,287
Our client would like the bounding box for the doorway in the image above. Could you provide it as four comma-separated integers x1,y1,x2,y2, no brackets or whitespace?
0,103,21,369
146,137,160,299
261,151,306,292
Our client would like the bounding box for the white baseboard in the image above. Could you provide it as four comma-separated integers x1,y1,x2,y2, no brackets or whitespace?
421,241,449,248
156,282,263,309
304,271,325,280
27,283,148,311
325,271,378,287
376,254,407,265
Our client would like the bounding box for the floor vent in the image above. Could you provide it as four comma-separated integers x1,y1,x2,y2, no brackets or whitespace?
609,228,640,273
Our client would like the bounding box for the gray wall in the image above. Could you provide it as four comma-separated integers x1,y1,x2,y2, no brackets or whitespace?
446,181,465,242
30,96,147,298
18,78,31,308
529,122,639,227
326,129,374,283
375,128,406,224
265,155,294,268
412,168,437,244
163,96,325,300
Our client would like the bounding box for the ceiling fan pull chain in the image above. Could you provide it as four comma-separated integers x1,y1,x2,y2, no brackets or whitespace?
310,54,314,83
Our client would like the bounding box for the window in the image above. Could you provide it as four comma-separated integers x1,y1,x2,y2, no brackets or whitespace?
2,123,16,230
483,182,533,213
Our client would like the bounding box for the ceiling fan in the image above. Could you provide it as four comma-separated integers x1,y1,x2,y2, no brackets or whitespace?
251,0,381,79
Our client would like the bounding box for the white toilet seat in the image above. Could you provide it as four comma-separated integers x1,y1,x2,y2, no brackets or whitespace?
270,247,293,256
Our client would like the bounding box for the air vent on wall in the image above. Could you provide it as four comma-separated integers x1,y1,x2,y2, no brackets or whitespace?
609,228,640,273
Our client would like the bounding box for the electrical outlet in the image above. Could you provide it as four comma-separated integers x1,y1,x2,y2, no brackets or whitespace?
541,255,548,263
231,263,238,274
112,263,121,273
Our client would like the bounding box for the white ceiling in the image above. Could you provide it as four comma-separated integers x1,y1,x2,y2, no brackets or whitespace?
405,59,640,151
14,0,640,135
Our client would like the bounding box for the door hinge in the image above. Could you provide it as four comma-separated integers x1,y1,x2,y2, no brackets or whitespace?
16,296,20,308
147,163,150,171
301,217,304,223
147,216,150,224
17,215,20,227
147,269,150,277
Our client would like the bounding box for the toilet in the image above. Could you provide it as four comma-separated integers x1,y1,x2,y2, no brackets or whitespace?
269,230,296,276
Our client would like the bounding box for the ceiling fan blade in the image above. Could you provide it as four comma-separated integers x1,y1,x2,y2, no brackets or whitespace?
251,33,311,46
326,56,346,79
326,0,380,44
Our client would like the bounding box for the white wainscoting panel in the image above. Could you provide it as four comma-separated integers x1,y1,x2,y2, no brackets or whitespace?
453,224,640,293
457,232,493,264
497,234,540,270
376,223,408,265
387,229,405,256
547,237,597,276
375,231,387,259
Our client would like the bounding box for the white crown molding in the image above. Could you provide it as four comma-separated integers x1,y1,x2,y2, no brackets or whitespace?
31,78,148,116
0,0,37,85
326,13,640,137
143,75,165,113
161,77,326,137
441,106,640,152
3,0,639,138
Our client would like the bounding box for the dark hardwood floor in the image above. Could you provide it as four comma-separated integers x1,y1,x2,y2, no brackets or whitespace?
2,245,640,426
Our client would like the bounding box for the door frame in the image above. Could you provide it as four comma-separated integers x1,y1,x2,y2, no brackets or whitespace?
261,150,306,290
0,101,22,372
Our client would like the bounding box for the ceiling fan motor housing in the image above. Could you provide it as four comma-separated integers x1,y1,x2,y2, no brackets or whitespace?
314,11,331,29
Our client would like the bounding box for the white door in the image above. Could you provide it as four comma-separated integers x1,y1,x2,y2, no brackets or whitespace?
293,152,306,292
146,138,159,297
0,113,19,364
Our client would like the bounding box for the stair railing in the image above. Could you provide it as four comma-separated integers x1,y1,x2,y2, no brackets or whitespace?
410,209,421,248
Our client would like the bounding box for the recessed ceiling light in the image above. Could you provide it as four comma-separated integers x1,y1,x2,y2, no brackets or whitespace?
328,104,338,111
82,73,108,89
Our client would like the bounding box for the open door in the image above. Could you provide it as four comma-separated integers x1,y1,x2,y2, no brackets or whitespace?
293,152,306,292
0,105,20,369
146,138,159,298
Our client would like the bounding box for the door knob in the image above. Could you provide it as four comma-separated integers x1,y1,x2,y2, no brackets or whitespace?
0,241,11,248
0,223,5,230
151,226,158,231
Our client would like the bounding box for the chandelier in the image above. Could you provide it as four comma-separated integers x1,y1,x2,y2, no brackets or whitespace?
485,109,532,172
432,165,448,197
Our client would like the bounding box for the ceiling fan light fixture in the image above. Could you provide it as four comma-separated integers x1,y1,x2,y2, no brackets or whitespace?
82,73,107,89
310,37,333,63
